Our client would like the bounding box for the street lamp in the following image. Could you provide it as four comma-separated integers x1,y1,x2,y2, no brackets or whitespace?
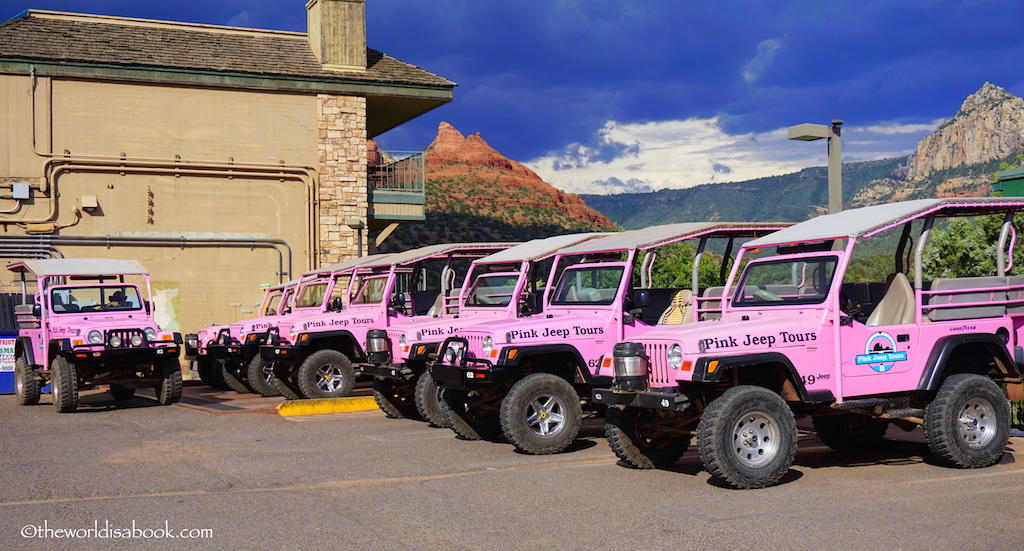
788,119,843,214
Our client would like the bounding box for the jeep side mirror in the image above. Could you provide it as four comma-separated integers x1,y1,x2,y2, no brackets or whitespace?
632,290,650,309
32,305,41,317
390,292,407,308
330,296,345,311
519,293,539,316
145,301,152,314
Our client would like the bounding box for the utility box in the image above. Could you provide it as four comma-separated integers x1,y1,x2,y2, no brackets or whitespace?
992,167,1024,197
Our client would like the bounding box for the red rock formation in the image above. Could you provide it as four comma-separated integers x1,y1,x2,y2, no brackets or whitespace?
424,122,615,228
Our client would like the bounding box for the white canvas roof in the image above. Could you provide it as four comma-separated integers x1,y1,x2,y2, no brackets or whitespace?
744,197,1024,248
306,253,395,277
359,242,517,269
474,233,612,264
7,258,148,277
557,223,781,255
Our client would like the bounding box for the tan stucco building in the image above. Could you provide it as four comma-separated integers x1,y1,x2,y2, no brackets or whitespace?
0,1,453,335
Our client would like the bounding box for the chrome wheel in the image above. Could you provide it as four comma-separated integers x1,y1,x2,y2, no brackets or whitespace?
730,410,780,468
524,392,567,437
958,397,996,449
315,364,346,393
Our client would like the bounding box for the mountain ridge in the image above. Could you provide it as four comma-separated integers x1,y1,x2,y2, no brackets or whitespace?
583,82,1024,227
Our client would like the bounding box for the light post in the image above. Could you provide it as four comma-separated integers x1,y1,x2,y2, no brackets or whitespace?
346,218,365,257
788,119,843,214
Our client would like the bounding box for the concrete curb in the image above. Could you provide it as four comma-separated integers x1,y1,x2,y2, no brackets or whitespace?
276,396,378,416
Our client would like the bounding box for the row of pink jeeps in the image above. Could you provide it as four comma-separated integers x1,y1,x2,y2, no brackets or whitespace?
182,197,1024,488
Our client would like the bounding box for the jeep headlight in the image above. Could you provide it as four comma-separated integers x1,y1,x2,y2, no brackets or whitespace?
444,342,463,364
482,336,493,357
88,330,103,345
109,335,123,348
130,334,144,347
399,334,407,350
144,327,158,341
668,344,683,370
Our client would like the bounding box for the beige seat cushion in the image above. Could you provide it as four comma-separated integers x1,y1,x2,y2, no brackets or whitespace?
658,289,693,325
866,273,915,326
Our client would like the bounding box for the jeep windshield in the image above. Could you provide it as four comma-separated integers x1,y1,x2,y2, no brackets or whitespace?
50,285,143,313
294,281,329,308
733,256,838,307
350,274,390,305
550,264,623,306
465,273,519,307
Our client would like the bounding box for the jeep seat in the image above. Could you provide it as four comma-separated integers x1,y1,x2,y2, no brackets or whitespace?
866,272,915,326
657,289,693,325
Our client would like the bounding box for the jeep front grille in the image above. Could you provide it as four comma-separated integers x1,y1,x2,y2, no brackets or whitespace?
645,343,672,385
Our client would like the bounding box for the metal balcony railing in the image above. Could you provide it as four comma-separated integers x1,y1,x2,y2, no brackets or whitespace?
368,150,425,193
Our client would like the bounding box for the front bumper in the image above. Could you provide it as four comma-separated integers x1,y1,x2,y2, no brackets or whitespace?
428,361,516,391
61,343,180,367
591,387,691,412
360,364,413,379
260,344,307,365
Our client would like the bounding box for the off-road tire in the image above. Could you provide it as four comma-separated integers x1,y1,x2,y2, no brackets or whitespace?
606,405,690,469
14,356,40,406
221,361,253,394
812,414,890,453
415,371,450,428
442,388,502,441
196,357,230,390
109,384,136,401
297,350,355,399
925,373,1010,468
500,373,582,455
373,376,419,419
50,356,79,413
246,355,282,397
697,385,797,489
155,357,183,405
272,362,304,400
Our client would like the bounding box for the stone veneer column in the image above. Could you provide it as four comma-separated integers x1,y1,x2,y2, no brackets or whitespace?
317,94,368,265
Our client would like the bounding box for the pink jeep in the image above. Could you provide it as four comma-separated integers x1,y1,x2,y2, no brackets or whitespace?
186,277,301,392
261,243,513,400
187,254,381,397
10,259,182,413
594,198,1024,488
429,223,784,454
361,233,609,427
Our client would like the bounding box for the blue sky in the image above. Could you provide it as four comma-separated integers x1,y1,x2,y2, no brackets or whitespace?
7,0,1024,194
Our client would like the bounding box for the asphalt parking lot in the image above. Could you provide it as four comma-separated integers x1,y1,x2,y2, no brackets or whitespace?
3,383,1024,550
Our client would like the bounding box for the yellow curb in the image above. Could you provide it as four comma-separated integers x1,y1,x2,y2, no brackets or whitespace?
276,396,378,416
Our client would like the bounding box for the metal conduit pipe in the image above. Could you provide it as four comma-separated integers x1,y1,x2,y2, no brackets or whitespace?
0,246,62,259
0,234,291,282
38,162,316,266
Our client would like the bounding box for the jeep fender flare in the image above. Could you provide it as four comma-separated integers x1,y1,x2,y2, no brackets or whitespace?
917,333,1018,392
300,330,364,361
15,336,35,366
499,344,612,387
692,352,833,403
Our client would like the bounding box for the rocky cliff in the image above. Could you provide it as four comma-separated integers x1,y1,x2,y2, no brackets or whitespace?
849,82,1024,207
425,122,614,227
903,83,1024,180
